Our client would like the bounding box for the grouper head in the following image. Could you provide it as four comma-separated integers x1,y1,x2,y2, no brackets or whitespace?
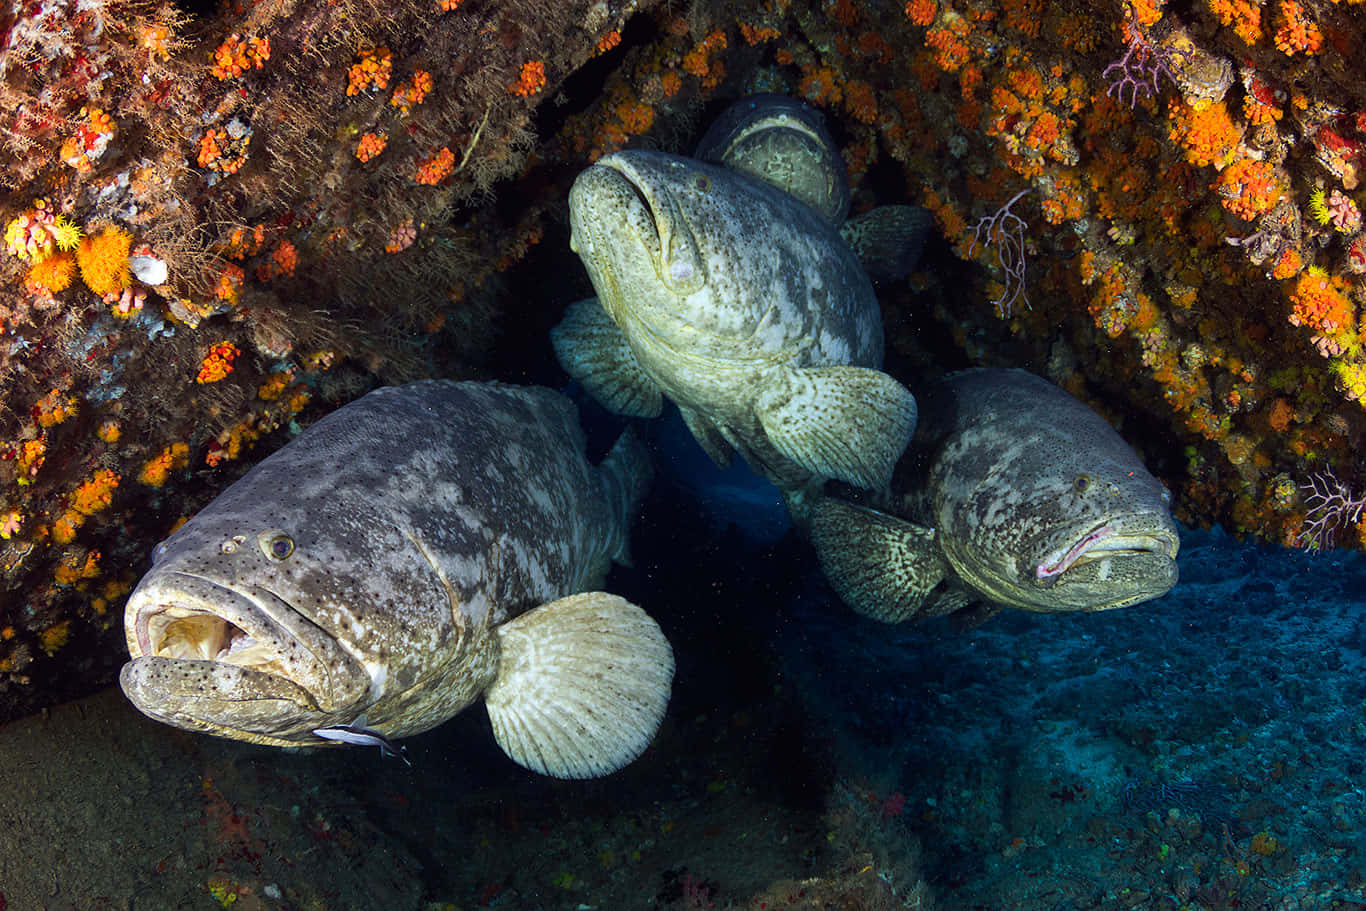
926,373,1180,613
693,93,851,225
568,149,867,360
121,456,487,747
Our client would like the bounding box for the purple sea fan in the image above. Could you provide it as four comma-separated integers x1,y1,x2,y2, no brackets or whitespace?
1103,36,1176,108
1297,468,1366,550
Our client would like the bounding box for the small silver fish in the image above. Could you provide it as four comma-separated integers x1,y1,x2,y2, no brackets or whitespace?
313,723,411,766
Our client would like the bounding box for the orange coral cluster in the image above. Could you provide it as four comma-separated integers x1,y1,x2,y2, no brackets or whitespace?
1167,101,1241,169
1288,271,1353,334
390,70,433,112
905,0,936,26
595,30,623,54
1210,0,1262,44
53,470,120,544
138,443,189,487
739,23,779,45
75,226,132,297
26,252,75,295
211,33,269,80
356,131,387,162
347,47,393,96
509,61,547,97
196,342,241,384
415,147,455,185
1273,0,1322,55
197,126,251,175
682,30,728,88
1217,159,1285,220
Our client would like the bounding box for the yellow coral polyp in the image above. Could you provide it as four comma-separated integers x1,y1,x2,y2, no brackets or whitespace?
35,389,77,428
197,342,241,383
1168,101,1241,169
39,620,71,655
76,226,133,297
138,443,190,486
26,252,75,294
71,469,120,516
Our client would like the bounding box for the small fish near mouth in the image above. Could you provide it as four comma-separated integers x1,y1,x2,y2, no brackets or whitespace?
313,724,412,767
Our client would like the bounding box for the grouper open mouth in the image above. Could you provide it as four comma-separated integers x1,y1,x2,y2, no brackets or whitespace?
1035,522,1179,587
120,571,358,744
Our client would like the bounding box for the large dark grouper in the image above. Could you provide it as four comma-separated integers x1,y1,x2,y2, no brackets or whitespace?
553,148,917,520
810,369,1179,624
120,380,674,779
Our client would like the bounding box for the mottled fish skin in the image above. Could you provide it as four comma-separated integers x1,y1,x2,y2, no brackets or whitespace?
816,369,1179,618
694,93,851,225
121,381,645,749
567,149,907,500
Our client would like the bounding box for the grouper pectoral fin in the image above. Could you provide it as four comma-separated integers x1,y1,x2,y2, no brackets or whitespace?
678,405,735,468
839,205,934,285
551,298,664,418
756,366,916,490
484,592,674,779
809,498,946,623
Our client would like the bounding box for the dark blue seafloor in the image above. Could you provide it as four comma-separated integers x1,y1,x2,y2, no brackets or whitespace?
1,405,1364,910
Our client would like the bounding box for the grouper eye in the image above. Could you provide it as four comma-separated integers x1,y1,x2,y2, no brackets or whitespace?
259,531,294,562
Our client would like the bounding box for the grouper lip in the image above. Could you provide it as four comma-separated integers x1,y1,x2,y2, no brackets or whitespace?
1034,522,1179,588
577,156,665,262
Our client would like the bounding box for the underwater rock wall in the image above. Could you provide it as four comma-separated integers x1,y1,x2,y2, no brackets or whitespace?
3,0,1366,716
0,0,663,718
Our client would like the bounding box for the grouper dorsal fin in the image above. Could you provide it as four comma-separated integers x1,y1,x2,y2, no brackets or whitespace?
551,298,664,418
809,497,947,623
756,366,916,490
484,592,674,779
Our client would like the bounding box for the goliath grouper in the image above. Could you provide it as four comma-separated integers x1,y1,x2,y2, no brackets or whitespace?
553,149,917,521
810,369,1179,623
120,380,674,779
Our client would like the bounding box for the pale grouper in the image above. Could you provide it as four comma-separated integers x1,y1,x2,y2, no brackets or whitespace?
553,149,917,520
810,369,1179,623
120,380,674,779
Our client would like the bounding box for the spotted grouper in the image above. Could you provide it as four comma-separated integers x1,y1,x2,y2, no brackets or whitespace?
552,148,918,521
810,369,1180,623
120,380,674,779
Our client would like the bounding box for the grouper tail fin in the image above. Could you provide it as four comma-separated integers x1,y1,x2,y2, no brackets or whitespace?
599,426,652,567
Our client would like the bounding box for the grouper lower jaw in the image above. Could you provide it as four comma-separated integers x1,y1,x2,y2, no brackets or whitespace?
119,655,344,746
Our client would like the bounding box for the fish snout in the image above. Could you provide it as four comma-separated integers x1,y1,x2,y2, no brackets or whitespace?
122,571,370,738
1030,519,1179,609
